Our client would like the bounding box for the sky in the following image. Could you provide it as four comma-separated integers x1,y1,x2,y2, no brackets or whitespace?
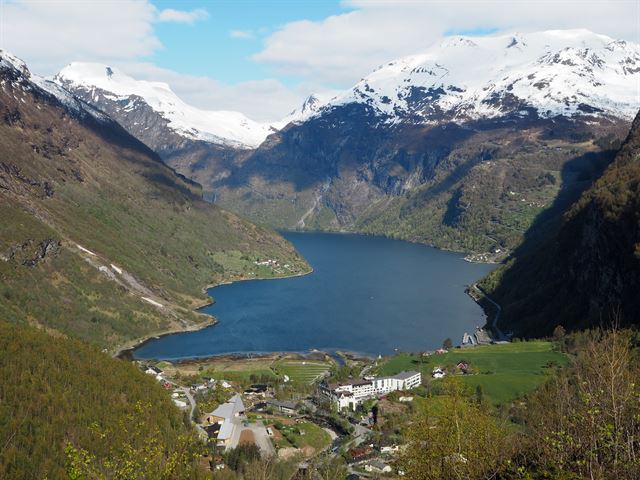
0,0,639,121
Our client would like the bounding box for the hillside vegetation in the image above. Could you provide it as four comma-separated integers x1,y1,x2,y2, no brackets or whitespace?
0,58,308,348
0,321,202,479
481,110,640,336
399,329,640,480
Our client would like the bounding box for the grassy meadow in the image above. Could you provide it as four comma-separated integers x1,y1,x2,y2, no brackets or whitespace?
377,341,567,405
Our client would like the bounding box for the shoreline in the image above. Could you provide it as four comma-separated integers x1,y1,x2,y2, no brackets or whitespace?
115,232,495,362
114,265,314,360
282,228,501,266
135,347,375,366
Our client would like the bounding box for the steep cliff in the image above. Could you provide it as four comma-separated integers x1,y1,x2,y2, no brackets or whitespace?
482,110,640,335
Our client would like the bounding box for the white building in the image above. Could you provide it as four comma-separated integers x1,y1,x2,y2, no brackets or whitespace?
321,371,422,410
204,394,246,448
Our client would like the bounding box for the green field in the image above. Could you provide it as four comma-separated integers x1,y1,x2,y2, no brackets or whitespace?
273,360,331,384
274,422,331,451
377,341,567,405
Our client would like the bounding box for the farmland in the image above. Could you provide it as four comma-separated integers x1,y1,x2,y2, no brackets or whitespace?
377,341,567,405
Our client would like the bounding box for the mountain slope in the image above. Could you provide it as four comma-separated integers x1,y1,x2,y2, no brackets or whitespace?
54,30,639,255
0,321,200,479
313,29,639,123
55,62,273,149
214,30,637,253
0,50,307,349
481,109,640,336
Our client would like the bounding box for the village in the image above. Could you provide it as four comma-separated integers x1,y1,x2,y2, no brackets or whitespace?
137,326,530,479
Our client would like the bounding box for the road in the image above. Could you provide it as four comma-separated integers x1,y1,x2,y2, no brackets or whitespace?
472,284,506,341
160,377,208,441
352,424,371,447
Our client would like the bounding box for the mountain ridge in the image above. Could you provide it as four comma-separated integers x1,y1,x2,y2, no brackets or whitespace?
481,108,640,335
0,49,308,349
52,29,640,255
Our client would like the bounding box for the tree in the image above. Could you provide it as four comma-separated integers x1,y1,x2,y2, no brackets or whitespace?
64,402,202,480
522,329,640,479
552,324,566,341
442,338,453,350
399,378,511,480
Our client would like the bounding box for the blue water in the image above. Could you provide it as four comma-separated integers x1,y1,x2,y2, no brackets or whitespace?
133,233,494,359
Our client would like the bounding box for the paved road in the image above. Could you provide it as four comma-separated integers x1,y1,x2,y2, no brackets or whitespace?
160,377,208,441
472,284,506,341
352,424,371,447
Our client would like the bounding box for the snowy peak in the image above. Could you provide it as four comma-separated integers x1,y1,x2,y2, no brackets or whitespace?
317,29,640,123
55,62,272,148
0,50,109,122
273,92,339,129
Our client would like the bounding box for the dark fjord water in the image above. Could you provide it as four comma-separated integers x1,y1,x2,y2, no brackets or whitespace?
134,233,494,360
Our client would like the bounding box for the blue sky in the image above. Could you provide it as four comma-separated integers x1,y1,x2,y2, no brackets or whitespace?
150,0,350,86
2,0,637,120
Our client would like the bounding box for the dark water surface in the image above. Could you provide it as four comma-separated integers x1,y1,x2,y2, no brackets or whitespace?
133,233,494,359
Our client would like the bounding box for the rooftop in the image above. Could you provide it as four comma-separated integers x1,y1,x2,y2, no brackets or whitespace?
390,371,420,380
209,394,245,419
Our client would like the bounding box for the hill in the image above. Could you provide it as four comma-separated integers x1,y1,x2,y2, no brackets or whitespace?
0,320,201,479
0,50,308,349
481,109,640,336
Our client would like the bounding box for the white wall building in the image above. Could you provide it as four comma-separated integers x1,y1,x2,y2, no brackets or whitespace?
321,371,421,410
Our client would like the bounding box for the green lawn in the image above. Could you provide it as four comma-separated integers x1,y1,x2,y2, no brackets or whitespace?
275,422,331,451
377,341,567,405
273,360,331,384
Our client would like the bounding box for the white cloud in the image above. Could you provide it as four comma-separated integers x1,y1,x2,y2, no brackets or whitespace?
255,0,640,86
119,62,305,122
230,30,255,40
1,0,160,75
157,8,209,24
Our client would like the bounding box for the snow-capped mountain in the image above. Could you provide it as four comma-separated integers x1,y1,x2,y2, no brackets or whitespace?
1,50,110,123
196,29,638,252
272,93,338,129
305,29,640,124
55,63,273,149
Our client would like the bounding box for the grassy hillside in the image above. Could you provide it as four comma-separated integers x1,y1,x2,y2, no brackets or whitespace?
0,321,201,479
0,59,308,348
376,341,566,405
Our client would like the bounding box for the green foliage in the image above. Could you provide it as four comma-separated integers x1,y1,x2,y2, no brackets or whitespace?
515,329,640,479
224,443,261,473
400,378,512,479
0,321,199,479
0,80,308,348
482,114,640,335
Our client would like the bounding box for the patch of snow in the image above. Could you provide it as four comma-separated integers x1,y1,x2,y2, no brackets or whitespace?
76,244,96,256
55,63,273,148
141,296,163,308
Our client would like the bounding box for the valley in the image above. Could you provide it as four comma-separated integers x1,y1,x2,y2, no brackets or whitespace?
1,8,640,479
57,30,638,256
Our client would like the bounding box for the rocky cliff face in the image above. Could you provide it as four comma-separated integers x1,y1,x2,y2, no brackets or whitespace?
482,109,640,335
215,106,626,252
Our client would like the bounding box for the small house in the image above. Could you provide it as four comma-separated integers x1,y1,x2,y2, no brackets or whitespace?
432,367,446,379
364,460,392,473
145,366,162,376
